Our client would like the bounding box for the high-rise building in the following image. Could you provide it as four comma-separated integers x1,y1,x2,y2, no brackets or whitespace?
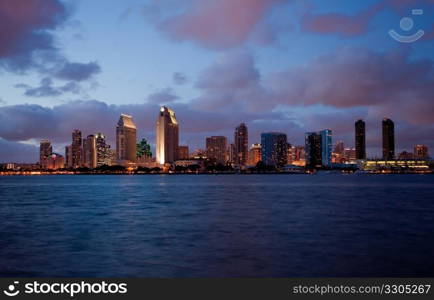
414,145,428,159
71,129,82,168
156,106,179,164
343,148,357,161
178,145,189,160
116,114,137,163
95,133,112,167
206,136,227,164
334,141,345,155
355,119,366,160
44,153,65,170
382,118,395,160
248,143,262,166
83,135,97,169
234,123,248,166
305,129,332,168
261,132,288,168
39,140,52,168
65,145,73,168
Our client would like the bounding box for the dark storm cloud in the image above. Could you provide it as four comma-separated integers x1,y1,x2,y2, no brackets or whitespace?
0,0,101,92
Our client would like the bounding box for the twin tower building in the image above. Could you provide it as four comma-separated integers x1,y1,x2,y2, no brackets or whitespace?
116,106,179,165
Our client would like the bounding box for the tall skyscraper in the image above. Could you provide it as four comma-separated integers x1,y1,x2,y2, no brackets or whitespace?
156,106,179,164
305,129,332,168
206,136,227,164
95,133,112,166
261,132,288,167
414,145,428,159
83,135,97,168
65,145,73,168
248,143,262,166
234,123,248,166
334,141,345,155
355,119,366,160
382,118,395,160
116,114,137,163
39,140,52,168
71,129,82,168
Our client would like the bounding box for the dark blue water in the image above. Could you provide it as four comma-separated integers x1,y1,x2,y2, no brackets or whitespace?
0,174,433,277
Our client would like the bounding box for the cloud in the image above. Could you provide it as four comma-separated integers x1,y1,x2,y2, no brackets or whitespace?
301,0,434,37
54,61,101,81
15,77,81,97
0,0,101,95
147,88,179,104
142,0,284,49
0,138,39,163
173,72,188,85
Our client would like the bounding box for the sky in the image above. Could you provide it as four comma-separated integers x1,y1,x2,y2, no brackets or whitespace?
1,0,434,162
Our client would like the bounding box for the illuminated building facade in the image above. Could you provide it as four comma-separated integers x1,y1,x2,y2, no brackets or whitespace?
71,129,82,168
261,132,288,168
95,133,112,166
355,119,366,160
234,123,248,166
156,106,179,164
305,129,332,168
39,140,52,167
414,145,429,159
178,146,189,160
83,135,97,168
248,143,262,166
116,114,137,163
65,145,73,168
206,136,227,164
382,118,395,160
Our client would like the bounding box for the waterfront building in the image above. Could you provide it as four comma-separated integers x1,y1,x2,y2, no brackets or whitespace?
398,151,414,160
206,136,228,164
305,129,332,168
95,133,112,167
248,143,262,166
44,153,65,170
234,123,248,166
178,145,189,160
65,145,73,168
382,118,395,160
343,148,357,162
39,140,52,168
355,119,366,159
414,145,429,159
71,129,83,168
156,106,179,164
116,114,137,163
83,135,97,169
261,132,288,168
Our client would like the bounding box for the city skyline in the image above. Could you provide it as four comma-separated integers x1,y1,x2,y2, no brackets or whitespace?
1,1,434,162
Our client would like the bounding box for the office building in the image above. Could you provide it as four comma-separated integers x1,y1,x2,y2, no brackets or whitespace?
382,118,395,160
71,129,82,168
95,133,112,166
248,143,262,166
65,145,73,168
83,134,97,168
355,119,366,159
234,123,248,166
305,129,332,168
178,145,189,160
414,145,429,159
116,114,137,163
156,106,179,164
39,140,52,168
261,132,288,168
206,136,227,164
